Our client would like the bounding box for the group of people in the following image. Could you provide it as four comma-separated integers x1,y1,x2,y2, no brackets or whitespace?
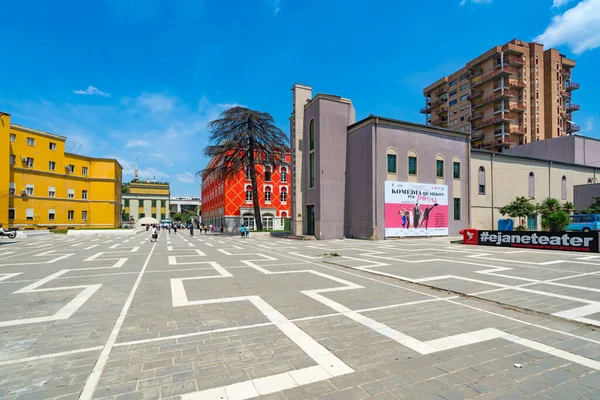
399,202,439,230
149,221,227,241
240,224,250,238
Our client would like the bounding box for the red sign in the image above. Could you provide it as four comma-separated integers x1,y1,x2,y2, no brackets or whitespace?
460,229,479,245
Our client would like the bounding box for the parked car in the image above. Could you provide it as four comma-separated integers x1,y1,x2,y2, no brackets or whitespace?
566,214,600,232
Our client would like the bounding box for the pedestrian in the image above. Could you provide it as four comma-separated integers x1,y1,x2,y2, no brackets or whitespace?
151,224,158,242
204,225,208,234
190,223,194,237
173,224,177,234
210,224,214,233
240,224,245,239
168,225,171,234
245,224,249,238
220,223,224,233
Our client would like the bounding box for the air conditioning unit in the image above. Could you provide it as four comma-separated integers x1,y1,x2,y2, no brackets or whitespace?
21,157,28,162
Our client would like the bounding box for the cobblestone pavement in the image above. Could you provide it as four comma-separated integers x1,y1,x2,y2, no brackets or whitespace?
0,232,599,399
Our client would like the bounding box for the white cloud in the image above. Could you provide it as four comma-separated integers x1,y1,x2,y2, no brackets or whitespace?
535,0,600,55
553,0,574,7
269,0,280,14
136,92,177,112
460,0,492,5
217,102,247,109
73,86,111,98
176,172,196,183
583,117,594,132
125,139,150,148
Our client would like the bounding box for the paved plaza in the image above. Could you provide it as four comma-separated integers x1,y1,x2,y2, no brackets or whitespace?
0,232,600,399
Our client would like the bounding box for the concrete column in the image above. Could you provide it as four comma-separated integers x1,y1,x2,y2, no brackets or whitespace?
131,199,139,220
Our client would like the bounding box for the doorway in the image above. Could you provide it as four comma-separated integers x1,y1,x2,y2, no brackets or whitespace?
306,205,314,236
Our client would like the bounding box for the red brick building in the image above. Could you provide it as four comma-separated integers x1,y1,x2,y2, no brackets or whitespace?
201,151,291,231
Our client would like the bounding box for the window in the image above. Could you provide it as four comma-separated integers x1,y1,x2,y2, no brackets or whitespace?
460,73,468,81
408,153,417,176
454,198,461,221
9,182,16,195
478,166,486,195
460,94,468,101
281,187,287,204
449,90,457,97
387,148,397,174
242,214,255,230
26,184,34,196
49,142,56,150
528,172,535,198
82,167,88,176
449,79,457,87
26,209,34,220
262,215,274,230
27,137,35,146
246,167,251,181
561,176,567,200
309,119,315,151
309,153,315,188
49,161,56,171
453,161,460,179
436,157,444,178
152,213,156,218
460,83,469,91
10,155,15,165
26,157,34,167
68,210,74,220
139,213,145,218
48,209,55,221
265,166,272,182
8,209,15,220
48,186,55,197
265,187,272,203
124,199,129,207
449,99,457,106
281,167,287,183
67,164,75,173
151,200,157,207
10,133,16,142
82,211,88,221
68,188,74,199
246,186,253,203
82,190,88,200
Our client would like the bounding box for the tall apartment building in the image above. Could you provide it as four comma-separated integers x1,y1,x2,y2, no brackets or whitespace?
420,39,579,151
1,112,123,229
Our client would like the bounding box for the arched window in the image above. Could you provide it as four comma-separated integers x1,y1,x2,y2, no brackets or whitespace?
561,175,567,200
245,186,253,203
478,166,485,195
386,148,397,174
408,150,417,176
281,211,288,218
281,167,288,183
280,187,287,204
452,156,461,179
264,165,272,182
436,154,444,178
529,172,535,198
264,187,272,203
309,119,315,151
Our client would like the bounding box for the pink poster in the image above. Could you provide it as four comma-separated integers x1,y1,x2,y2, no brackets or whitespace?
384,181,448,237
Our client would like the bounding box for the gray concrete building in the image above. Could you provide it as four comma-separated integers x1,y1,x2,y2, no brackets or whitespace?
505,134,600,167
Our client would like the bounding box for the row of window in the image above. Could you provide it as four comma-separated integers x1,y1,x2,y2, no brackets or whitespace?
9,183,88,199
477,167,569,200
10,134,58,151
245,166,288,183
123,199,164,207
386,150,461,179
8,208,87,221
9,155,88,175
245,186,287,204
131,213,166,219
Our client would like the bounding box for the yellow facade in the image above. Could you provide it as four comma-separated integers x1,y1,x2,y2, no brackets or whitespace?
122,181,170,221
1,112,123,229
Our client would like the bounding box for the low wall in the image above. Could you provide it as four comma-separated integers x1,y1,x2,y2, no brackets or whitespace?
67,229,139,236
462,229,599,252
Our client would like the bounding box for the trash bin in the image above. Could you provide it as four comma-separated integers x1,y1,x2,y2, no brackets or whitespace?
459,228,479,245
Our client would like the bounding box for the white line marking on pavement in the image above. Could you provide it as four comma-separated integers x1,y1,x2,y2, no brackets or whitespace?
0,346,103,366
79,242,157,400
84,244,99,250
206,243,213,247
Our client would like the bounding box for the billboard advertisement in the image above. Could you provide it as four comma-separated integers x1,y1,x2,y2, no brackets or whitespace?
384,181,448,237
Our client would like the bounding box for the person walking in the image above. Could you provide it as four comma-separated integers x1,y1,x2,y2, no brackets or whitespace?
168,224,171,234
204,225,208,234
220,223,224,233
151,224,158,242
245,224,250,238
173,224,177,234
240,224,245,239
190,223,194,237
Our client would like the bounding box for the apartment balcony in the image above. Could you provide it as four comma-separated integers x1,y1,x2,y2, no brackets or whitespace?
566,82,580,91
562,68,572,77
561,91,571,99
435,107,448,115
508,56,525,66
500,127,527,135
475,137,517,150
420,104,432,114
494,103,526,113
493,62,510,69
467,89,484,101
467,112,484,121
471,133,484,142
436,87,448,96
508,80,526,89
471,91,515,109
431,117,448,125
472,66,514,88
567,103,580,112
568,125,581,133
420,97,446,113
470,68,483,78
472,115,516,130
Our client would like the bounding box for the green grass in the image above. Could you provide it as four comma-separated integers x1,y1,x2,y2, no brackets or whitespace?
51,229,68,234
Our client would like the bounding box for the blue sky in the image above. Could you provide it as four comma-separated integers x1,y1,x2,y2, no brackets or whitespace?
1,0,599,196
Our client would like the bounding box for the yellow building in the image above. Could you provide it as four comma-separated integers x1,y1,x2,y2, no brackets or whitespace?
122,179,170,222
1,112,123,230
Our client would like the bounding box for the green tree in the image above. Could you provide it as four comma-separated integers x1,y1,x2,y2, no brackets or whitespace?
198,106,288,231
537,197,571,232
499,197,537,230
581,196,600,214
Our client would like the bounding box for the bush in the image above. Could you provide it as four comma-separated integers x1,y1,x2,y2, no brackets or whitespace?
515,225,528,231
541,209,570,232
